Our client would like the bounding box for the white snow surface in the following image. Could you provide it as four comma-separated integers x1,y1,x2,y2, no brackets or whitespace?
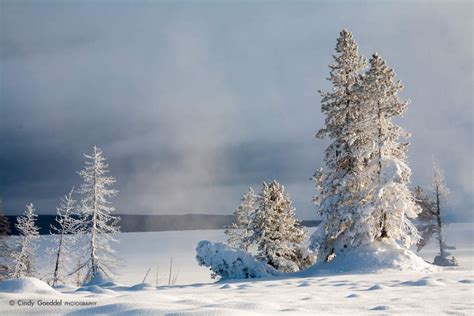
0,223,472,315
0,277,56,294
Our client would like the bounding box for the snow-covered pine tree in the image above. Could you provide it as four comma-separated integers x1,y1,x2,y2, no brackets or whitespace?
78,146,120,284
312,31,422,263
356,53,420,248
0,203,13,280
415,161,457,266
253,181,312,272
310,29,367,262
224,188,257,252
12,203,39,278
48,188,83,286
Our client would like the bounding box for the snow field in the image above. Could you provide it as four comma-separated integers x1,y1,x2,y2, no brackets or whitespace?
0,223,472,315
1,269,472,315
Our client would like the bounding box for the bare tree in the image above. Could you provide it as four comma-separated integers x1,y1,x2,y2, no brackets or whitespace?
77,146,120,284
12,203,39,278
48,188,83,286
415,161,457,266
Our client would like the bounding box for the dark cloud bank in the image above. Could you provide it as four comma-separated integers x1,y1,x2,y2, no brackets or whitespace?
1,1,472,222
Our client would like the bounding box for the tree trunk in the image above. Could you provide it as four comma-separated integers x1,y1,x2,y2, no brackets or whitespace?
435,185,445,258
52,232,64,286
377,102,388,239
90,155,98,279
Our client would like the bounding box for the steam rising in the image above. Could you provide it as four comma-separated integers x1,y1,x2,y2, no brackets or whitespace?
1,1,472,221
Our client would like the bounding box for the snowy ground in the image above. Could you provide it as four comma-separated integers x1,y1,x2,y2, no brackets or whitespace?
1,223,472,315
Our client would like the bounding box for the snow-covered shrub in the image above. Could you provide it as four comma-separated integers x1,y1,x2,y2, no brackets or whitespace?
195,240,279,280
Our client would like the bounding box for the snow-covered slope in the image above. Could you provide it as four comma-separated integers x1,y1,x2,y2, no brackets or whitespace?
0,223,472,315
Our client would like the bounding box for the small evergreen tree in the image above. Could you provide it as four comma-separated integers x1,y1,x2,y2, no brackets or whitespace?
77,146,120,284
48,188,83,286
253,181,312,272
311,29,368,262
224,188,257,252
415,162,457,266
12,203,39,278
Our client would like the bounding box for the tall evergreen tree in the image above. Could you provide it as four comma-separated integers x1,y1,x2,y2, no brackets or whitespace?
356,53,420,247
11,203,39,278
48,188,83,286
77,146,120,283
224,188,257,252
312,31,421,262
253,181,311,272
311,29,367,261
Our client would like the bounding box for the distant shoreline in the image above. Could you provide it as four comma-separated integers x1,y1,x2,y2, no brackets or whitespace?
5,214,321,235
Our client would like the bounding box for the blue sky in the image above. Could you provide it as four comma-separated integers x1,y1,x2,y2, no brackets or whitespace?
1,0,472,221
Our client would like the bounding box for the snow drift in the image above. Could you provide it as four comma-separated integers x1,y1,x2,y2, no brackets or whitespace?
0,277,58,294
196,240,280,280
303,239,435,276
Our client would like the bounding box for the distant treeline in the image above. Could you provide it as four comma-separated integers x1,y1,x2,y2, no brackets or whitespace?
5,214,321,235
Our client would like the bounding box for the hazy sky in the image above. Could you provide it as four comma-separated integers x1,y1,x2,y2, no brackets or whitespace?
1,0,472,221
